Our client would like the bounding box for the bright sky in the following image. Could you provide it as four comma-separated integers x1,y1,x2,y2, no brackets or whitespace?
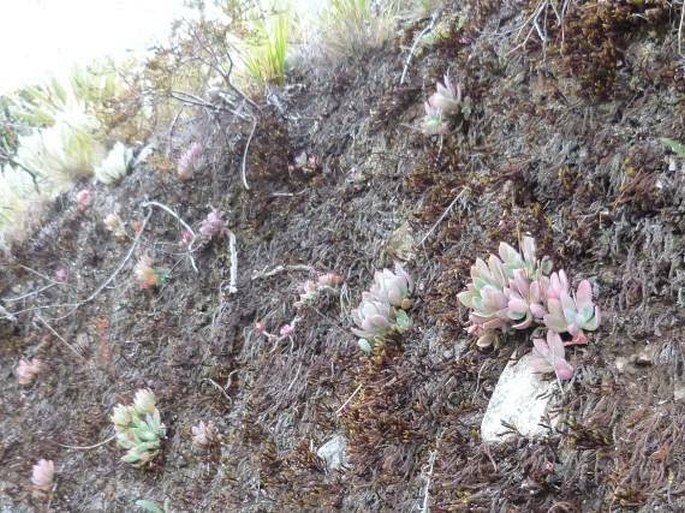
0,0,189,93
0,0,326,95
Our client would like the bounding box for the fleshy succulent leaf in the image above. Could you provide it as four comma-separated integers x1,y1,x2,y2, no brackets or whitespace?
531,331,575,381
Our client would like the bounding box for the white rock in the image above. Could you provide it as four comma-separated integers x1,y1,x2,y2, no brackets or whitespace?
674,382,685,402
480,352,559,442
317,434,348,471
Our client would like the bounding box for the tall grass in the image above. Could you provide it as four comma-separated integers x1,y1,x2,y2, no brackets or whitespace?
0,65,133,248
243,14,289,88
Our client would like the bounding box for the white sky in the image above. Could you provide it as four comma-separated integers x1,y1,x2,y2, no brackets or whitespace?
0,0,189,93
0,0,326,95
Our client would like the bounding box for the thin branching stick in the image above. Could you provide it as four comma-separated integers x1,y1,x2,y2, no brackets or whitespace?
58,434,115,450
335,384,363,416
0,304,17,322
141,200,199,273
203,378,232,403
35,314,88,363
51,208,152,321
241,115,257,191
5,283,57,303
420,187,470,246
227,231,238,294
400,13,437,85
679,0,685,57
420,450,437,513
251,264,316,280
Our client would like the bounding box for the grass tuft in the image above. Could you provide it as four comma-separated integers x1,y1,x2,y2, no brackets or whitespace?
243,14,290,88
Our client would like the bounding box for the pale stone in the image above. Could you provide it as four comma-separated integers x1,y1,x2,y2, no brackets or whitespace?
480,352,558,442
674,382,685,402
317,434,348,471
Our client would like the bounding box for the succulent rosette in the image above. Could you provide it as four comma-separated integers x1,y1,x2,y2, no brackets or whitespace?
543,279,600,343
351,295,398,340
427,74,463,116
530,330,574,381
368,263,413,309
506,269,546,330
351,263,414,352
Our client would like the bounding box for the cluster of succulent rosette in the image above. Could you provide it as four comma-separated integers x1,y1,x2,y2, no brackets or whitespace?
458,237,600,381
351,263,413,353
111,389,166,467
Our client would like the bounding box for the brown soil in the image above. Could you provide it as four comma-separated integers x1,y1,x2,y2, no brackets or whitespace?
3,1,685,512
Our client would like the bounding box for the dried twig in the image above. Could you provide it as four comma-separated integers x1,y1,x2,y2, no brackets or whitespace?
400,13,437,85
170,90,217,110
171,89,251,121
186,23,259,111
679,0,685,57
419,187,470,246
505,0,551,57
35,314,88,363
0,303,17,322
203,378,232,403
335,384,363,416
271,190,307,197
241,115,257,191
141,200,198,273
420,450,437,513
19,264,62,283
251,264,316,281
5,283,57,303
226,231,238,294
58,434,115,450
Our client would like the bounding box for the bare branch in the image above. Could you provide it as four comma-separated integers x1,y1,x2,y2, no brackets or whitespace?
241,115,257,191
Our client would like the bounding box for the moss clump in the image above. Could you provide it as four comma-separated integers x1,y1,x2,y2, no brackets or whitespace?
555,0,671,98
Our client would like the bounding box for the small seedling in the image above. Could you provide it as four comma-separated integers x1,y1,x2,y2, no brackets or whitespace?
190,420,217,449
422,74,470,136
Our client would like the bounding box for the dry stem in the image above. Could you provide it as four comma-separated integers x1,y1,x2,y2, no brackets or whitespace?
35,314,88,363
251,264,316,280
